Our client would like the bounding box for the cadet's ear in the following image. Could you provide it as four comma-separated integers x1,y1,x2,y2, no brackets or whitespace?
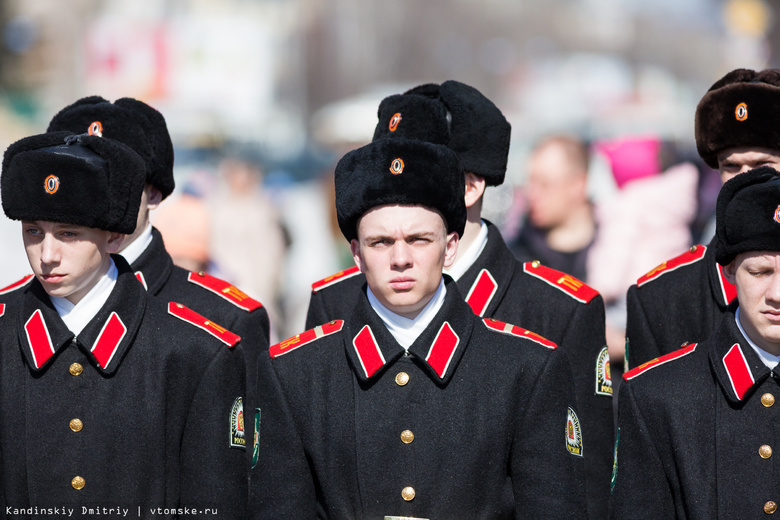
350,239,363,273
443,231,459,269
106,232,126,254
722,260,737,285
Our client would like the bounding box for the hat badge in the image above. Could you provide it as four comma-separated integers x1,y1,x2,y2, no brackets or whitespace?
774,205,780,224
88,121,103,137
44,175,60,194
389,112,402,132
735,102,748,122
390,158,405,175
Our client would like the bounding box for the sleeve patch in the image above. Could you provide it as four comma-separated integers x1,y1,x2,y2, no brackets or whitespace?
311,266,361,293
230,396,246,450
566,407,583,457
595,346,613,396
187,271,263,312
168,302,241,348
482,318,557,350
636,245,706,287
623,343,697,381
270,320,344,359
0,274,34,295
523,261,598,304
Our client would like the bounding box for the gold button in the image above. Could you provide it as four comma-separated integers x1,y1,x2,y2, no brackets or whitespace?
400,430,414,444
760,445,773,459
198,271,205,277
69,418,83,432
401,486,415,501
69,363,83,376
765,501,777,514
176,303,184,309
689,245,698,253
71,476,85,490
763,393,776,407
395,372,409,386
531,260,541,268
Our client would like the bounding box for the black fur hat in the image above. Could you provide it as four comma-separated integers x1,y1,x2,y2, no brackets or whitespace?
2,132,146,234
695,69,780,169
335,138,466,242
47,96,175,199
715,166,780,265
372,80,511,186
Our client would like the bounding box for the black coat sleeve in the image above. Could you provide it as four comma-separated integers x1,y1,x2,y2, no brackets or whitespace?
250,352,317,519
179,344,249,517
512,348,588,518
609,380,674,519
625,284,662,370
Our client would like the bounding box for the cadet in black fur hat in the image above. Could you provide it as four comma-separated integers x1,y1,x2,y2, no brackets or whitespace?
46,97,270,480
0,132,248,514
626,69,780,373
613,166,780,519
253,138,587,518
307,80,612,519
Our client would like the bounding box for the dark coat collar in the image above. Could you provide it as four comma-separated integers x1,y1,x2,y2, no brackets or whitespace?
456,220,516,317
705,237,737,309
344,276,476,385
710,305,772,404
128,226,173,295
17,255,146,375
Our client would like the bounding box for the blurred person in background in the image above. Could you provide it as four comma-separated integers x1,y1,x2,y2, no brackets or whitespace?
46,96,270,484
625,69,780,370
207,142,287,336
153,190,211,273
510,135,595,282
305,81,611,520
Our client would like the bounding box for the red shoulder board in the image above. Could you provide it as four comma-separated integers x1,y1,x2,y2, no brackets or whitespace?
187,272,263,312
637,245,706,288
624,343,697,381
270,320,344,359
483,318,557,350
523,261,598,304
0,274,34,295
311,266,361,293
168,302,240,348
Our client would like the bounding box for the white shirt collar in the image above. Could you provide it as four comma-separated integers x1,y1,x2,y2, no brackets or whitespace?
367,279,447,350
735,307,780,370
51,258,119,337
444,220,488,281
119,224,154,266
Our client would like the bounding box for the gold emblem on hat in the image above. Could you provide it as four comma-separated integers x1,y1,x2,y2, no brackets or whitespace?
44,175,60,194
735,102,748,122
390,158,405,175
389,112,402,132
88,121,103,137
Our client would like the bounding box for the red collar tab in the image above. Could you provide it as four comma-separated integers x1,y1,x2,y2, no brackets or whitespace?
0,303,5,318
483,318,557,350
523,261,598,304
722,343,755,401
352,324,386,378
637,245,706,287
425,322,461,379
717,264,737,305
311,266,361,293
134,271,148,290
24,309,55,369
464,269,498,317
0,274,34,295
623,343,698,381
270,320,344,359
91,312,127,369
168,302,241,348
187,272,263,312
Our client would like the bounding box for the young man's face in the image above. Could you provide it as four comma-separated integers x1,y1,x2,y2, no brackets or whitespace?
351,204,458,319
22,221,124,305
717,147,780,184
724,251,780,355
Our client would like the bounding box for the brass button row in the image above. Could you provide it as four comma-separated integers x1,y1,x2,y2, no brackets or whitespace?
67,362,86,490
